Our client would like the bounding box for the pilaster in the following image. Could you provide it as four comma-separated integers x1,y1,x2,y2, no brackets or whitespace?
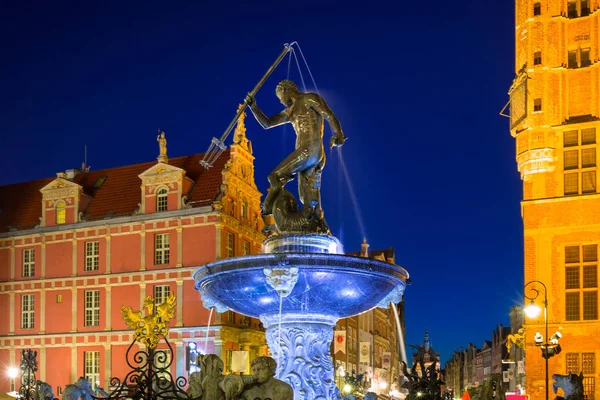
140,231,146,271
71,288,77,332
71,346,77,382
9,292,15,334
71,239,77,276
105,286,112,331
139,283,146,311
41,242,46,278
39,347,46,381
40,289,46,334
176,227,183,267
10,246,15,280
175,341,185,378
176,280,184,327
105,235,111,274
215,224,222,260
104,344,112,390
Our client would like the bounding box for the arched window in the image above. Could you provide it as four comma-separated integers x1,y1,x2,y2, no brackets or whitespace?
56,201,66,225
157,188,168,212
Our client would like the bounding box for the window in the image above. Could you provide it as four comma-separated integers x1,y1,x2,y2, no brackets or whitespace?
568,1,578,17
581,0,590,16
225,349,233,373
564,130,579,147
565,244,598,321
85,242,100,271
21,294,34,329
581,48,591,67
154,234,170,265
534,2,541,15
568,50,578,68
242,240,251,256
534,98,542,112
56,201,66,225
225,232,234,258
563,129,597,195
157,188,168,212
566,353,595,400
84,352,100,390
241,200,248,219
154,285,171,306
22,249,35,277
534,51,542,65
84,290,100,326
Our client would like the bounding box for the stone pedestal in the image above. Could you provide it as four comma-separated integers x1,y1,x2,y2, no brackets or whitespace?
262,313,339,400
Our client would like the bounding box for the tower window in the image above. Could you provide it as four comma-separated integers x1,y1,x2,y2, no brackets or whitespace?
534,51,542,65
56,201,66,225
568,51,578,68
157,188,168,212
568,1,578,17
534,98,542,112
581,0,590,15
534,2,541,15
563,129,597,195
581,48,591,67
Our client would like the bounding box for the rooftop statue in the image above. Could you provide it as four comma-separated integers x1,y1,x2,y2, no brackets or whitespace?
246,80,347,234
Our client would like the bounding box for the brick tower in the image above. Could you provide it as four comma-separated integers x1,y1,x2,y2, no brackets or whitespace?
508,0,599,399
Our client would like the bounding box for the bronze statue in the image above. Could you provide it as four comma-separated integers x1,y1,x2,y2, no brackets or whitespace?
246,80,346,233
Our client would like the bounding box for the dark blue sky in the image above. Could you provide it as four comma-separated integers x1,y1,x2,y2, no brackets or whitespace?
1,1,523,362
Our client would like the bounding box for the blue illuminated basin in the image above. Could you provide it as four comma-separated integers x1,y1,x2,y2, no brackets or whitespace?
193,253,408,319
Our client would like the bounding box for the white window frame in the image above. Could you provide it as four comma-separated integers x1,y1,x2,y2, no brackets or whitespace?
23,249,35,277
21,294,34,329
226,232,235,258
85,242,100,271
84,351,101,390
154,233,170,265
157,188,168,212
84,290,100,327
154,285,171,306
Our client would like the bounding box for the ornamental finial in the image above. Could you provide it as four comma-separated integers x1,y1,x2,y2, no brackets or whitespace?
121,292,176,348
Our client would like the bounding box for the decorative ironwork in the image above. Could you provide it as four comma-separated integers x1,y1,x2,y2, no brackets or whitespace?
92,334,198,400
400,345,444,400
121,293,177,349
506,328,526,354
19,349,38,400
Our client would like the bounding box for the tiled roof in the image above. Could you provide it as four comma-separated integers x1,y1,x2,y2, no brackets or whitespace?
0,151,230,233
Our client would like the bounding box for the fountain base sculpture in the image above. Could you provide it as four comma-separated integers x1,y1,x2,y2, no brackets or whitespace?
195,233,408,400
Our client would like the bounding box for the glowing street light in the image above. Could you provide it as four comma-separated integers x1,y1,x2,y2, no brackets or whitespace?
7,366,18,392
524,280,549,400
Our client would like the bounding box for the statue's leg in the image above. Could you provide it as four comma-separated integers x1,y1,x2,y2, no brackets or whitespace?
263,147,318,214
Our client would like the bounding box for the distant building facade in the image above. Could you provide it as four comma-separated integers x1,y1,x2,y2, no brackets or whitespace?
0,115,268,392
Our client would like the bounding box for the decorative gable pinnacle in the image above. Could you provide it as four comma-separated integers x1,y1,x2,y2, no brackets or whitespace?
232,104,252,154
157,130,168,163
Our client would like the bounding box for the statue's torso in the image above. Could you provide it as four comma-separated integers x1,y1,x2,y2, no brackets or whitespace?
287,95,324,152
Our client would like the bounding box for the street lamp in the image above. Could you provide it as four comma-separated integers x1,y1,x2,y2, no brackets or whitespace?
524,280,550,400
7,366,18,392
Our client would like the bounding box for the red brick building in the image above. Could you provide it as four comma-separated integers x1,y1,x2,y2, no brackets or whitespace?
0,117,267,392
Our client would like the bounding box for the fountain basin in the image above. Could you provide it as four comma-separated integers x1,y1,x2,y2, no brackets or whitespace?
193,252,409,318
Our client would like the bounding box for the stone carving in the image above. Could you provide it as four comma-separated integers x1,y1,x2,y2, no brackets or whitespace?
187,355,291,400
34,380,55,400
376,284,405,308
246,79,347,234
264,266,299,297
553,372,584,400
198,286,229,313
265,320,337,400
62,377,108,400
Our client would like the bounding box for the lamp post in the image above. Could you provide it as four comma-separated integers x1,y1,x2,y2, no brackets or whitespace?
523,280,548,400
7,367,18,392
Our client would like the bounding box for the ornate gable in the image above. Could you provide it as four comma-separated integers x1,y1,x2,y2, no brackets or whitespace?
39,174,83,227
138,163,186,214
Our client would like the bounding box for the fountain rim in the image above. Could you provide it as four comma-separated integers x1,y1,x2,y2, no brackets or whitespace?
192,252,409,285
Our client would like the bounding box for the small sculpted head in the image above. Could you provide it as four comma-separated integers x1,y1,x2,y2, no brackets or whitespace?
276,80,300,107
251,356,277,383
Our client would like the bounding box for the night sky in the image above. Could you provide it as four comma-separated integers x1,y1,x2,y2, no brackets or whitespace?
1,1,522,363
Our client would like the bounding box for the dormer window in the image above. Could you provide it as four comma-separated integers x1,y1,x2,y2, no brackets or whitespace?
56,201,66,225
157,188,168,212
